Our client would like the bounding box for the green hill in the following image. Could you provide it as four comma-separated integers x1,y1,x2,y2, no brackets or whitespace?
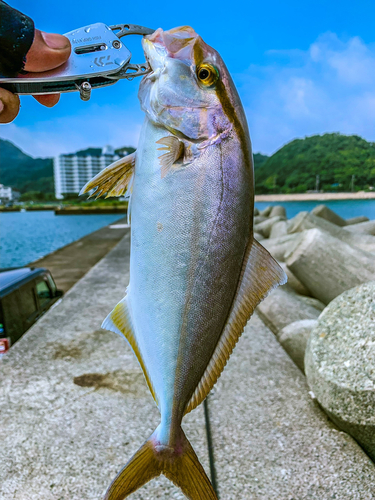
0,140,135,198
255,133,375,194
0,139,54,194
253,153,269,170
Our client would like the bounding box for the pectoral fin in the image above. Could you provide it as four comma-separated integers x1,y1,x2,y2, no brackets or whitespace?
156,136,184,178
79,152,136,199
185,238,287,414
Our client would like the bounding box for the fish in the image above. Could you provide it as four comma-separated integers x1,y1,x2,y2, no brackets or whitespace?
80,26,287,500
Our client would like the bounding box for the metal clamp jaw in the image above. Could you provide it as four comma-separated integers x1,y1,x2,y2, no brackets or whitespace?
0,22,154,101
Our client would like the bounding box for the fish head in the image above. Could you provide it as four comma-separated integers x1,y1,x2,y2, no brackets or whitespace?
139,26,247,143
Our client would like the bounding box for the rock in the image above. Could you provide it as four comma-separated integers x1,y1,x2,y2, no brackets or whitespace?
262,233,299,262
344,220,375,236
254,215,286,238
209,313,375,500
254,207,259,216
269,220,289,239
270,205,287,218
288,211,375,253
346,215,369,225
254,232,265,241
260,205,273,217
256,285,321,334
254,215,267,224
286,228,375,304
311,204,346,226
279,262,311,296
305,282,375,461
277,319,318,372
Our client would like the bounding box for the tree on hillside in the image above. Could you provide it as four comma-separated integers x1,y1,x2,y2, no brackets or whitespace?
255,133,375,194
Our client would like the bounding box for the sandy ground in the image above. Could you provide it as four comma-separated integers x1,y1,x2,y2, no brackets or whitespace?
255,192,375,201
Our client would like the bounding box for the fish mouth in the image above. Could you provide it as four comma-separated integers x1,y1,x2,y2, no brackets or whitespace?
142,26,199,72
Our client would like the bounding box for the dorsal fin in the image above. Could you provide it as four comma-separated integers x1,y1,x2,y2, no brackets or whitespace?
184,238,287,414
102,296,158,406
79,152,136,199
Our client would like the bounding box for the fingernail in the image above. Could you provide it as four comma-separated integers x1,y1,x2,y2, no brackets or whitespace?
42,32,70,50
0,99,4,114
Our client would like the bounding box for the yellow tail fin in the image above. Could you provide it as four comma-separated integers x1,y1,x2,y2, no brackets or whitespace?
104,427,217,500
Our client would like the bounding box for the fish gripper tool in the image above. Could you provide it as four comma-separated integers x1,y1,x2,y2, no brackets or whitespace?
0,23,155,101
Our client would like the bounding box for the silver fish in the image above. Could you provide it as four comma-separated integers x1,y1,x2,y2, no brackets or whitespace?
81,25,286,500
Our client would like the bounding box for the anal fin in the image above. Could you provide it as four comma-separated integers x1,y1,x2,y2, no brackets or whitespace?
184,238,287,414
102,296,158,406
79,152,136,199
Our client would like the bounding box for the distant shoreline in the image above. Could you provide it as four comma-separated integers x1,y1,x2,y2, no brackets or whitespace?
254,192,375,202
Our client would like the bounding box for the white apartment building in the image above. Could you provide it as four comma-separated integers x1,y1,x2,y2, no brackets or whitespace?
0,184,14,202
54,145,120,199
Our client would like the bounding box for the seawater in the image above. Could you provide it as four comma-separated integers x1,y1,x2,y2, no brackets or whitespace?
255,199,375,220
0,211,124,269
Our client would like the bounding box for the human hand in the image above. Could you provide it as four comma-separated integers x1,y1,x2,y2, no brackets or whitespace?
0,29,71,123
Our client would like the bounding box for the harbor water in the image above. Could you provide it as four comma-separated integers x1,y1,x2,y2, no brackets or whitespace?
0,211,124,268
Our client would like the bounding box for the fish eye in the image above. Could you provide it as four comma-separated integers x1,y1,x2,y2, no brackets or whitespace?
197,64,218,86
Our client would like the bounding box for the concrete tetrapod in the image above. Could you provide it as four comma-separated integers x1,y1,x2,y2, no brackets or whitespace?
311,204,346,226
269,205,287,218
259,205,273,217
305,282,375,461
279,262,311,296
344,220,375,235
345,215,369,225
254,215,286,238
256,285,321,334
277,319,318,373
269,220,289,239
286,228,375,304
261,233,299,262
288,211,375,253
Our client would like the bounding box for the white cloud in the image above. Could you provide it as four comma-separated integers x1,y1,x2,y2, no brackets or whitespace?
235,32,375,154
0,103,143,158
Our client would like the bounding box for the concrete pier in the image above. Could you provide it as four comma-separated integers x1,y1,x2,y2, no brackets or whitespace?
28,217,129,293
1,231,374,499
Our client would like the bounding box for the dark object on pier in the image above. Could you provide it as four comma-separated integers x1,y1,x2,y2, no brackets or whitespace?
0,267,63,351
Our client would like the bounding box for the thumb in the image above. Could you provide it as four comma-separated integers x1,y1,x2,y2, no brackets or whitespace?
24,29,71,73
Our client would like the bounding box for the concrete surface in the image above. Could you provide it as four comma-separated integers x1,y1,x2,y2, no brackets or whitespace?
305,282,375,462
28,217,130,293
209,313,375,500
0,233,210,500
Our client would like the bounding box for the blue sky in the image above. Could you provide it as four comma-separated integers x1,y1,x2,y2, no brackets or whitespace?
1,0,375,158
